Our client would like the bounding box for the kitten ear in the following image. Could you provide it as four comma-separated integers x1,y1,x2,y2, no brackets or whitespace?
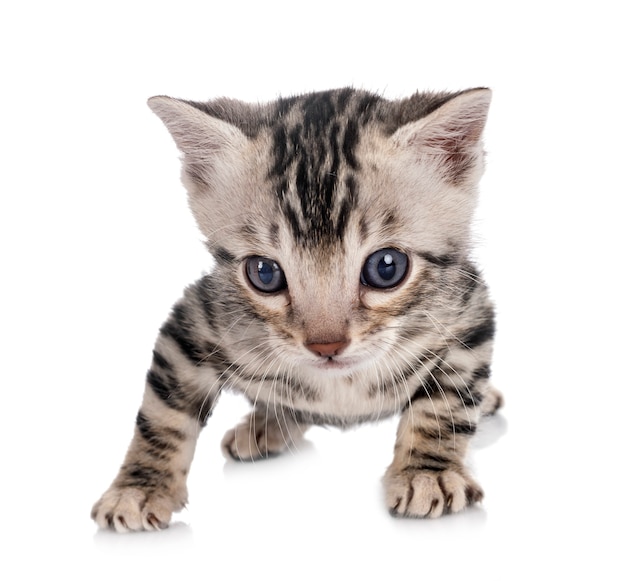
148,96,251,243
148,96,248,189
392,88,491,183
147,96,247,155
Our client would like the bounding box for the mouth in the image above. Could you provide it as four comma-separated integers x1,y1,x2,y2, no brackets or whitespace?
310,355,363,374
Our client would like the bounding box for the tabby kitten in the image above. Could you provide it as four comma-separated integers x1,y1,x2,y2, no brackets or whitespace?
92,87,502,532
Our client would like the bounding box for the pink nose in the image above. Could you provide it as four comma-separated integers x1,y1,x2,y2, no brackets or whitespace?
305,340,349,358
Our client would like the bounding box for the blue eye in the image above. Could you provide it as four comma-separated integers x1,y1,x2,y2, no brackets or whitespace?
245,256,287,293
361,248,409,289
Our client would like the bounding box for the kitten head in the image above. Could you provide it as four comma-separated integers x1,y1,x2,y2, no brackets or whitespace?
148,88,491,379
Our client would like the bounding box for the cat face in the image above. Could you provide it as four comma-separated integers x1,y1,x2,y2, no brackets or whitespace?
148,88,490,380
229,182,427,379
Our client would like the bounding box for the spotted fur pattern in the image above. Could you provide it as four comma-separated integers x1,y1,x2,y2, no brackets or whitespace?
91,87,503,531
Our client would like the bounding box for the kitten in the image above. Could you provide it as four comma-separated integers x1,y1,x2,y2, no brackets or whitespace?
92,87,502,531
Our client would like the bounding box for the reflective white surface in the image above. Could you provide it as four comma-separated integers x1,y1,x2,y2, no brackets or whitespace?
1,1,623,579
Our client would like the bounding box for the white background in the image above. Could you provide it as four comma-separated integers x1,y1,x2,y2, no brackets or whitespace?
1,1,624,579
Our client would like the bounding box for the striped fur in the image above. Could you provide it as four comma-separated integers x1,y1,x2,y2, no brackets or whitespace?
92,87,502,531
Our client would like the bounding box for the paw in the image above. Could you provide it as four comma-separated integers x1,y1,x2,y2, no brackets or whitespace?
480,385,504,417
384,467,483,518
221,412,306,461
91,485,186,532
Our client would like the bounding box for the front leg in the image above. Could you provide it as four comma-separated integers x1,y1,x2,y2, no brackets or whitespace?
92,293,222,532
91,395,201,531
384,376,491,518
